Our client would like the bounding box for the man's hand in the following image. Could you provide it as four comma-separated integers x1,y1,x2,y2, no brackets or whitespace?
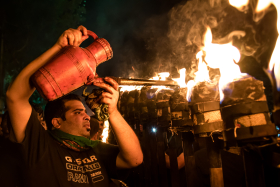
55,25,89,49
94,77,143,168
93,77,119,115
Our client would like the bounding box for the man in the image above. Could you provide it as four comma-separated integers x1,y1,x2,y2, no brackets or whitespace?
6,25,143,187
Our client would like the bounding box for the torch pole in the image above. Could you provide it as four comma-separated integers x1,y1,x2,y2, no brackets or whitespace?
182,131,196,187
207,135,224,187
169,88,194,187
190,81,224,187
220,77,277,187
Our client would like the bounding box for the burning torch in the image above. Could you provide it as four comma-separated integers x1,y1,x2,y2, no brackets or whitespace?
82,76,179,121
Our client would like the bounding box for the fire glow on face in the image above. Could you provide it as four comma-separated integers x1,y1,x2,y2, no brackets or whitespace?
255,0,280,91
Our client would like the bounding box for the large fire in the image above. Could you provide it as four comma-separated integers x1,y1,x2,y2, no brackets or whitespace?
117,0,280,117
119,25,247,103
103,0,280,149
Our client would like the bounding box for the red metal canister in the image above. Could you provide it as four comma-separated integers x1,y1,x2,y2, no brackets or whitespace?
31,30,113,101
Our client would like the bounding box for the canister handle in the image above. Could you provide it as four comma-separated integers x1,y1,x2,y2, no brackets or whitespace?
87,30,98,40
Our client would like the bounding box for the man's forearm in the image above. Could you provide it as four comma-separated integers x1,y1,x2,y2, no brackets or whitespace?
91,77,143,167
109,110,143,168
6,44,62,101
6,44,63,143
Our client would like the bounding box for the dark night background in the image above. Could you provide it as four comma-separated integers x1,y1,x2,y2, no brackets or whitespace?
0,0,278,111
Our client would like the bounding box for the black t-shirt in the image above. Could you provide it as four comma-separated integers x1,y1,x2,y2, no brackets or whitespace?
20,108,121,187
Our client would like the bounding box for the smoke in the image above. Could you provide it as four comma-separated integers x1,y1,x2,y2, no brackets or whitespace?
166,0,277,79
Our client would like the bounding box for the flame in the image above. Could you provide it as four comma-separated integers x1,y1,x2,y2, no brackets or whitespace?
158,72,170,80
255,0,273,12
120,86,143,92
186,80,195,101
255,0,280,91
150,72,172,90
172,68,187,87
184,28,214,102
202,27,247,102
150,72,170,80
194,51,210,83
185,51,211,101
229,0,249,10
101,120,109,143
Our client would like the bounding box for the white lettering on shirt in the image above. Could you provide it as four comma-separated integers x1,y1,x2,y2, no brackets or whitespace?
65,156,72,162
67,171,89,184
65,155,104,184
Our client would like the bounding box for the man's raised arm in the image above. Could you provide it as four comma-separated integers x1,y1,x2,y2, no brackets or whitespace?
93,78,144,169
6,26,88,143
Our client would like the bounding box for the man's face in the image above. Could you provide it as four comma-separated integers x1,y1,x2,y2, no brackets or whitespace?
58,100,91,138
